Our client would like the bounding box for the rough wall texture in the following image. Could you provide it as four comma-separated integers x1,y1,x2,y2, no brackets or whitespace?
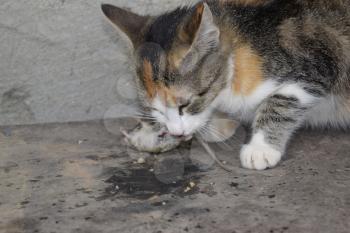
0,0,196,126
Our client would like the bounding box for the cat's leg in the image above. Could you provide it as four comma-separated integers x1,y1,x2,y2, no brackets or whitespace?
240,85,318,170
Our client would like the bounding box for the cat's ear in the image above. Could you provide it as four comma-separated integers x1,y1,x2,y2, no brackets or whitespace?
101,4,150,47
178,3,220,74
179,3,206,45
180,3,219,45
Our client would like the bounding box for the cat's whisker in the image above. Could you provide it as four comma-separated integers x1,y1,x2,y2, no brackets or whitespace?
133,110,152,115
201,127,222,142
131,113,155,119
132,111,155,118
133,118,157,122
206,127,235,146
198,125,223,141
132,114,155,119
132,115,157,123
197,127,208,138
121,129,131,139
195,133,234,172
200,125,235,150
205,125,229,140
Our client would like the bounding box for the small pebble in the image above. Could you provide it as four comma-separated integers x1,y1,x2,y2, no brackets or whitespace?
137,158,146,164
78,139,87,145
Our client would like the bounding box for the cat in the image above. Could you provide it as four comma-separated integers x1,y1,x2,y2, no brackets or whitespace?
101,0,350,170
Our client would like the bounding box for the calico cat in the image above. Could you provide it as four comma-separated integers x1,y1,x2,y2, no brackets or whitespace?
101,0,350,170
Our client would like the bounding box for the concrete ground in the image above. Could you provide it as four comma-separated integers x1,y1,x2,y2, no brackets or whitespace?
0,120,349,233
0,0,194,126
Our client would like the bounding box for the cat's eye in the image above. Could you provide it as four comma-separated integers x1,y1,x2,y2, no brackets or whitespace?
179,103,190,116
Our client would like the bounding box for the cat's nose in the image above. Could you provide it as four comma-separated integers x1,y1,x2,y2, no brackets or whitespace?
166,124,184,137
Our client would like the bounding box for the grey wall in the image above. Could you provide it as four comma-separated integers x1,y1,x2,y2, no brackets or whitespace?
0,0,196,126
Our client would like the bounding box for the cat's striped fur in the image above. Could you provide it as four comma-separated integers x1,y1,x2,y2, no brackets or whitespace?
102,0,350,170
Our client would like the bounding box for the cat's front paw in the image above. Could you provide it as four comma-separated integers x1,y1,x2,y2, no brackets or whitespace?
240,143,282,170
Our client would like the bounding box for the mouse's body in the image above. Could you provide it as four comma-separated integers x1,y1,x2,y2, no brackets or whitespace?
122,121,190,153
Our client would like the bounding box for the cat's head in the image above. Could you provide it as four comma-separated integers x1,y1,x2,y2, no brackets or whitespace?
102,2,230,136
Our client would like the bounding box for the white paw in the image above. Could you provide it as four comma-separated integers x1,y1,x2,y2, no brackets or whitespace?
240,143,282,170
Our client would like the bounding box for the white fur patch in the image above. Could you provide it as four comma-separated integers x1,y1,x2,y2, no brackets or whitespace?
276,83,316,105
213,55,279,121
214,59,318,122
240,131,282,170
166,107,190,135
305,94,350,128
181,110,211,135
215,84,278,122
152,96,168,124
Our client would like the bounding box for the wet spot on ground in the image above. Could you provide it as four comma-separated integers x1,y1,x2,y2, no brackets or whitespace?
98,157,202,200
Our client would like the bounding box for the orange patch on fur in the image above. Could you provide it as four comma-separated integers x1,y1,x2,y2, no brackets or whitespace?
168,46,189,69
143,59,156,99
157,85,177,107
232,45,264,96
142,60,178,104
